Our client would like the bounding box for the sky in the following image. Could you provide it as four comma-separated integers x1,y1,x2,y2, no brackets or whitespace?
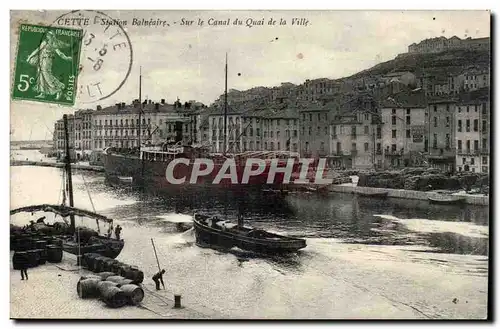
9,10,490,141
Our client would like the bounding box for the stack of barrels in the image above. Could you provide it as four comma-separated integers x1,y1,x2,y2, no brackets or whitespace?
11,232,63,269
81,253,144,284
77,271,145,308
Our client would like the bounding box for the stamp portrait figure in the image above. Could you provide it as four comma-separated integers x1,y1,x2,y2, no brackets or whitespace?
26,30,72,100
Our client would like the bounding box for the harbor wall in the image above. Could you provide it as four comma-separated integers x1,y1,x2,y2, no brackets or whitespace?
10,160,104,172
328,184,489,206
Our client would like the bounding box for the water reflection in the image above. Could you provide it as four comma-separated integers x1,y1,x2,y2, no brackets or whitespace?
100,176,490,256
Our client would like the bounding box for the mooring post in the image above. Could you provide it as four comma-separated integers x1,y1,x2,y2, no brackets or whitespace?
174,295,182,308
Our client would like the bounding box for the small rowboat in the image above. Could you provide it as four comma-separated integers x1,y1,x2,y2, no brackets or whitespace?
356,191,388,198
428,194,466,205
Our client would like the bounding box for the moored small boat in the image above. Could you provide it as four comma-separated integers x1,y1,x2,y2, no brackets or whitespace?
428,194,466,205
356,191,389,198
192,213,306,254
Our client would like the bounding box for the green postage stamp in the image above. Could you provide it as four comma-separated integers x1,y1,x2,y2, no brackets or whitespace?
12,24,83,106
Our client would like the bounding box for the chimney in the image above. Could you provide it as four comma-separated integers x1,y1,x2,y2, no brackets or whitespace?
148,100,152,105
97,105,102,111
116,103,120,109
121,102,126,108
155,103,160,110
161,99,165,104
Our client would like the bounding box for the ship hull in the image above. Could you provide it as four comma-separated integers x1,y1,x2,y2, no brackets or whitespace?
193,216,306,254
103,151,301,192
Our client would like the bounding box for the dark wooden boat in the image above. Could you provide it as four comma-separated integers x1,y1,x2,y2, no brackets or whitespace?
356,191,389,198
193,213,306,254
428,194,466,205
10,115,124,259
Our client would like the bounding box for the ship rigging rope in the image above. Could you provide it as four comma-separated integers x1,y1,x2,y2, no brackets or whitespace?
80,173,100,233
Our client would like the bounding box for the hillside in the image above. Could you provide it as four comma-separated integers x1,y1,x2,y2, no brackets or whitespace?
347,49,490,79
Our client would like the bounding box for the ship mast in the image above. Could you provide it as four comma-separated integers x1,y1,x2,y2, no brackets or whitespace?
138,66,142,150
223,53,228,155
63,114,75,234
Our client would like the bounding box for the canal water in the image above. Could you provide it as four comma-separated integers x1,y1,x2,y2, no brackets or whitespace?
10,157,489,319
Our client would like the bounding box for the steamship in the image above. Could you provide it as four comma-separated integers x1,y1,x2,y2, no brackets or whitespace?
102,60,303,192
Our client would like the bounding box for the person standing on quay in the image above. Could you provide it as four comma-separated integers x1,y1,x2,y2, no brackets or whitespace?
14,253,29,280
152,269,166,291
114,225,122,240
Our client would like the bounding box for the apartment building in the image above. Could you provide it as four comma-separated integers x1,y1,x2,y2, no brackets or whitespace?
455,88,490,173
427,99,456,172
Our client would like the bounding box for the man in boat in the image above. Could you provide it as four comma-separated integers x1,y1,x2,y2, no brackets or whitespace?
114,225,122,240
152,269,166,290
106,225,113,238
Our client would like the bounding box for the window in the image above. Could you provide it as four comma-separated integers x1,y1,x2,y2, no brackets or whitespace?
446,104,450,112
466,106,469,113
482,138,487,149
463,157,466,165
433,133,437,148
376,126,381,139
308,127,312,136
466,140,471,151
482,166,488,173
446,117,450,127
392,109,396,114
434,117,438,127
473,119,478,132
391,144,397,152
446,134,450,149
277,142,280,150
483,156,488,165
471,158,475,165
294,130,297,137
482,103,487,115
392,130,396,138
482,120,487,132
317,127,320,136
458,166,462,172
466,119,470,132
364,126,369,134
376,143,381,153
406,116,411,125
434,105,437,112
364,142,369,152
320,141,325,152
333,126,337,138
406,129,411,138
256,128,260,137
317,113,321,121
351,126,356,138
277,131,281,138
351,143,357,151
309,114,312,121
406,109,410,115
474,140,479,151
324,127,328,135
458,140,462,151
392,116,396,125
458,120,462,132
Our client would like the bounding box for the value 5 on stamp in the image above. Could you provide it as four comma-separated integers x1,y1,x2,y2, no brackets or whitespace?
12,24,83,106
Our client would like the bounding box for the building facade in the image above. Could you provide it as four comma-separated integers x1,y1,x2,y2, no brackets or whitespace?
455,89,490,173
427,99,456,172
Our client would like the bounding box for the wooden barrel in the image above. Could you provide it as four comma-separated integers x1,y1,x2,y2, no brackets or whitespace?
12,251,28,270
79,275,102,281
122,268,144,284
102,259,120,272
96,281,120,294
25,250,40,268
83,253,98,269
106,275,126,283
77,278,102,299
100,286,127,308
35,240,48,249
97,272,116,280
93,257,109,273
116,279,134,287
111,262,125,274
37,248,47,265
120,284,145,305
46,245,63,263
